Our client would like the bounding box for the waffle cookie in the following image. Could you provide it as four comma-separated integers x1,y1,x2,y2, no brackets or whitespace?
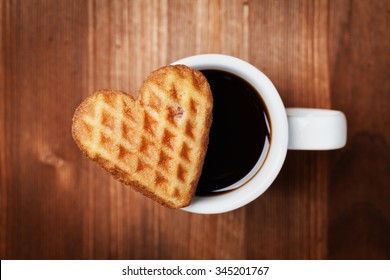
72,65,213,208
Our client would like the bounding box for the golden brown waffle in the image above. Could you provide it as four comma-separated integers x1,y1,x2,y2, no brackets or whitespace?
72,65,213,208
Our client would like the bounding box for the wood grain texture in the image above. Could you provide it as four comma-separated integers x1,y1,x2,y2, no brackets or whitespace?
327,0,390,259
1,0,389,260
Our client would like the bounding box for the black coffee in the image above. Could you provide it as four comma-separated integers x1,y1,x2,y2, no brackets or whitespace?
196,70,270,195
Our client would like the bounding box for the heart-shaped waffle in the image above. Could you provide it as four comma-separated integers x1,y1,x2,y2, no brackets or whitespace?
72,65,213,208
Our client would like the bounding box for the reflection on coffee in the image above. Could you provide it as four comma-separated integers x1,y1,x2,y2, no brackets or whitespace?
196,70,271,195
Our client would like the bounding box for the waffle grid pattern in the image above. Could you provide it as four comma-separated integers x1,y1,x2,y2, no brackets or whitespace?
80,78,209,200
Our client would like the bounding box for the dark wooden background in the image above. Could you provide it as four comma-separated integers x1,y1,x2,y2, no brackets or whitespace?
1,0,389,260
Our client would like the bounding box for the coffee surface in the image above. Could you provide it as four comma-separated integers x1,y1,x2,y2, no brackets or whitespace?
196,70,270,195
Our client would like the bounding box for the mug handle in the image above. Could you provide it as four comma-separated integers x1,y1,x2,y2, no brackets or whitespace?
286,108,347,150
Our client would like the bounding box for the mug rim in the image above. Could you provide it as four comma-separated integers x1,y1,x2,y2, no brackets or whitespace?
172,54,288,214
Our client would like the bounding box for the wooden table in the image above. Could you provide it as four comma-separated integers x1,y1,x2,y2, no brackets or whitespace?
1,0,389,259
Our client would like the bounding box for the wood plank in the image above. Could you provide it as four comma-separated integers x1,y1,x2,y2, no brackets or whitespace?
327,0,390,259
1,0,89,259
0,0,8,258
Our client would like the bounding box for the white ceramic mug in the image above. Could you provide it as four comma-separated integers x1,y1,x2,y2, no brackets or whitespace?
172,54,347,214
